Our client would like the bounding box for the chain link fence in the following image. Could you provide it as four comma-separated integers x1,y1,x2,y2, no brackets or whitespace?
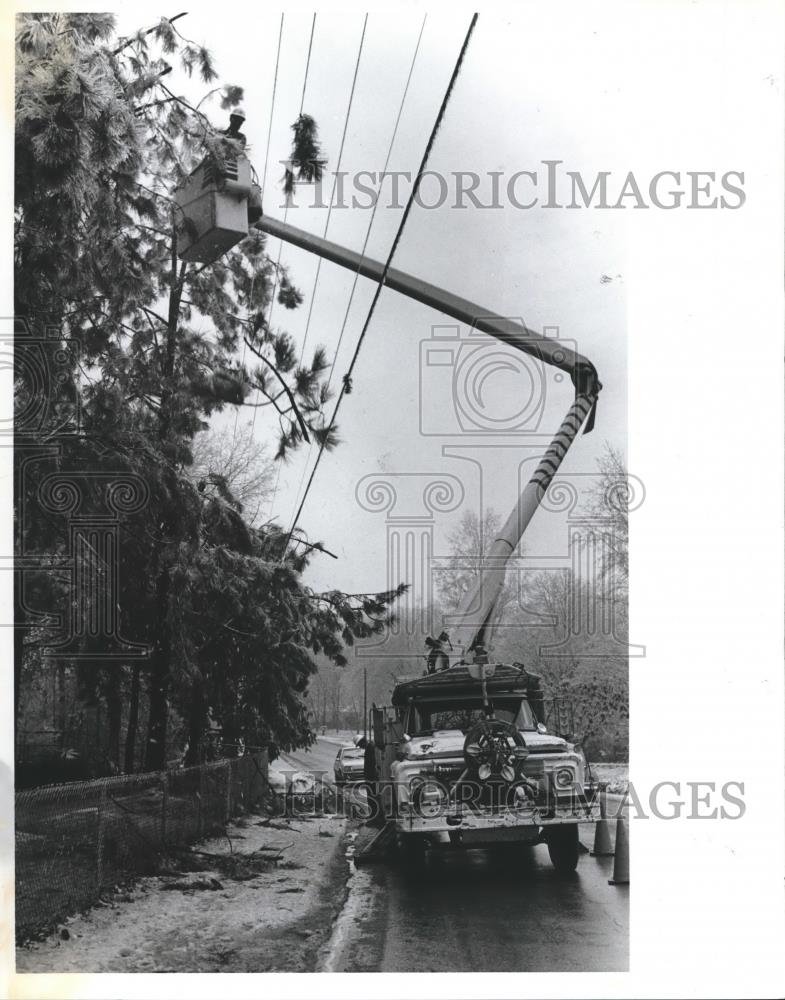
15,752,269,943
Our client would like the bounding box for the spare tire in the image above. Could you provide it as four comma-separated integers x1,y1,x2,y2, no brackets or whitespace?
463,719,529,783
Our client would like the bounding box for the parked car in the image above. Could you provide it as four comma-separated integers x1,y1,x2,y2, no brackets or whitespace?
334,744,366,786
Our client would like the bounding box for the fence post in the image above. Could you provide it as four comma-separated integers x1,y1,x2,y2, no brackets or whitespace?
197,764,204,840
224,761,232,821
161,770,168,847
96,782,107,892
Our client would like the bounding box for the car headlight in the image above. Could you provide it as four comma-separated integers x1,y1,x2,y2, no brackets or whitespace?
553,766,576,791
410,776,447,819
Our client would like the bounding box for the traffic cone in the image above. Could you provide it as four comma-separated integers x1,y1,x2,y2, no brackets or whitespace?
591,787,613,856
608,816,629,885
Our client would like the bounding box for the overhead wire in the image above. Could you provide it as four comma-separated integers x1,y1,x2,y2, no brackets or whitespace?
261,12,285,202
232,12,285,450
256,13,318,524
282,13,479,559
252,12,317,443
286,13,428,530
325,12,428,389
298,13,368,367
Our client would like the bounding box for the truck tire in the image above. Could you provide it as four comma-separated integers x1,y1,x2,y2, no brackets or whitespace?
546,824,579,873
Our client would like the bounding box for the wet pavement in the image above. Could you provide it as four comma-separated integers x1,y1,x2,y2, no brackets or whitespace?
283,738,628,973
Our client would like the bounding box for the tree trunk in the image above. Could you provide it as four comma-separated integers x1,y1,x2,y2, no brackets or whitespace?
143,565,172,772
124,663,141,773
14,621,23,749
144,671,169,772
142,231,184,775
184,682,206,767
105,670,122,769
56,662,66,743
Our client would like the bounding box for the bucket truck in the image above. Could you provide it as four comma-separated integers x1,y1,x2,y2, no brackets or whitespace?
175,164,604,870
251,215,603,870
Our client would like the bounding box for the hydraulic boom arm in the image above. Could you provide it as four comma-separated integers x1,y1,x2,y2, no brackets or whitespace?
255,215,602,662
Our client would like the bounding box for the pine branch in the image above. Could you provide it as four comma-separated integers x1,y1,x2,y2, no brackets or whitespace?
243,336,310,445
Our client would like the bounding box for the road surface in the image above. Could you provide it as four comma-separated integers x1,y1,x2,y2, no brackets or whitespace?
280,738,629,972
279,735,346,782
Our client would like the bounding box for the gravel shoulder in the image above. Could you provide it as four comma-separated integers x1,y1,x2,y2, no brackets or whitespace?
16,809,349,974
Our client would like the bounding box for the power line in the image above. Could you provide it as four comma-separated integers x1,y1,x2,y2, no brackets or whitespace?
287,13,428,528
262,12,317,353
299,13,317,114
261,13,285,201
253,13,318,440
298,13,368,367
232,12,285,448
259,13,319,521
282,12,479,558
326,12,428,389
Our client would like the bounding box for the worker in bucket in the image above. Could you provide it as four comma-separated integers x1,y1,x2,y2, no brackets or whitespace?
220,108,263,225
222,106,248,147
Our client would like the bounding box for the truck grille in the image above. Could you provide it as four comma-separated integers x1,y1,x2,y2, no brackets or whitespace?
522,758,545,778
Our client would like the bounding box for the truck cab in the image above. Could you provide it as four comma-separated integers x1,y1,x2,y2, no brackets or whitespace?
370,663,600,871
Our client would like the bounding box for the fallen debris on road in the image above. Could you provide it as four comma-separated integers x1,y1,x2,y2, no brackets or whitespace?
16,809,349,973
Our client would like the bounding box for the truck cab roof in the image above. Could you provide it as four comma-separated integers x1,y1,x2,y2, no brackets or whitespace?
391,663,541,707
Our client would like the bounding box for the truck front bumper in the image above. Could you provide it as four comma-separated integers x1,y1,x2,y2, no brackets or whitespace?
396,787,601,837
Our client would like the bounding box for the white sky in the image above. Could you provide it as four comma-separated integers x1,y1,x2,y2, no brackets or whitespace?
117,6,630,596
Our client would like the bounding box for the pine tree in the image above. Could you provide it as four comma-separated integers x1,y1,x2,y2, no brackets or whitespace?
15,13,404,772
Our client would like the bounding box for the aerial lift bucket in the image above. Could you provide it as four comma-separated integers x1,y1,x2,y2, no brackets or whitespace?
174,154,254,262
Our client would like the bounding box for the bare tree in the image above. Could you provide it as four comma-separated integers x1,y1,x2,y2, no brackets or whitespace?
583,442,630,584
190,420,275,523
307,659,343,729
436,508,518,619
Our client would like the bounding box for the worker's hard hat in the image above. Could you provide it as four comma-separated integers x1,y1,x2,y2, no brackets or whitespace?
230,107,246,121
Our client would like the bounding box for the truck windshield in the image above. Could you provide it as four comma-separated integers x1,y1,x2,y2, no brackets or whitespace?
409,700,537,734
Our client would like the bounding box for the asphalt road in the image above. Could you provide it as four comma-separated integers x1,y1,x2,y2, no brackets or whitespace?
280,738,629,972
278,736,347,783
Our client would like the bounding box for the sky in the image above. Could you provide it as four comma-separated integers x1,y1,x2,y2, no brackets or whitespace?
115,6,631,604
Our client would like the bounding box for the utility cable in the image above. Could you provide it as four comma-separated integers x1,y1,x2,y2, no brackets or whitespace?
253,13,318,438
282,13,479,557
299,13,368,366
232,12,284,448
287,13,427,528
